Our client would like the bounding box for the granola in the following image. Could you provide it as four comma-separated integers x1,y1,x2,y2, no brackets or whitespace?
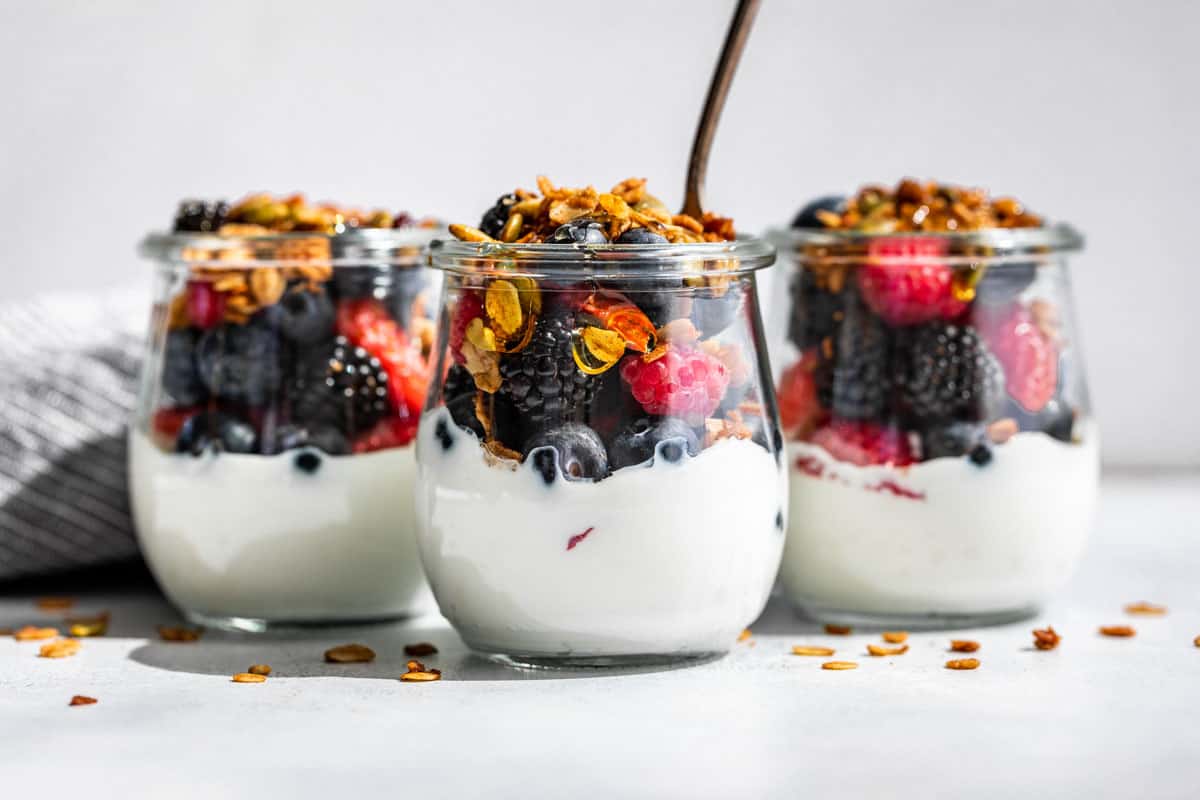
803,179,1043,233
949,640,980,653
324,643,376,663
1099,625,1136,638
1032,627,1060,650
945,658,981,670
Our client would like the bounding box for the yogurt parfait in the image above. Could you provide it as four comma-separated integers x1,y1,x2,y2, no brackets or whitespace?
417,176,784,667
768,180,1099,627
133,194,440,630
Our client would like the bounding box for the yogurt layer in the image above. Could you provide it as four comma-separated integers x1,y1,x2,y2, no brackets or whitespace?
129,430,433,622
780,422,1100,617
415,409,786,658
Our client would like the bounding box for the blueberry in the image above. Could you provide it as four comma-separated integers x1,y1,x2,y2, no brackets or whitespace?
550,219,609,245
174,412,257,455
162,329,207,406
443,365,484,439
968,444,994,466
278,289,335,345
434,417,454,451
608,418,700,470
196,319,285,406
775,509,784,530
690,288,743,336
267,424,309,454
294,451,322,473
616,227,668,244
175,413,215,456
524,423,609,483
480,194,517,239
791,195,845,229
1006,396,1075,443
216,416,257,454
921,422,988,461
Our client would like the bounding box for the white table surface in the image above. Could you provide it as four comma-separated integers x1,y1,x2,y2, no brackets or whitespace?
2,473,1198,799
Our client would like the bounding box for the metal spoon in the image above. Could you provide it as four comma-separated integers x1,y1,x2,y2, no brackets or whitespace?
680,0,762,220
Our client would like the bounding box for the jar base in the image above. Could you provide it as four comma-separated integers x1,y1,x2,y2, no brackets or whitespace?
181,608,415,634
480,650,726,671
792,602,1040,631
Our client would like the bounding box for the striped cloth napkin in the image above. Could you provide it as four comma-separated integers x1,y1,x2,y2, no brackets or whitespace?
0,287,148,579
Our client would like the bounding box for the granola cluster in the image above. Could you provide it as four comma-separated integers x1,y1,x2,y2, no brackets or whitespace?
450,176,735,245
805,178,1043,233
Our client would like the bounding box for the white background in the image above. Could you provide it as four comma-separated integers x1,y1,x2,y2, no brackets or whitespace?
1,0,1197,468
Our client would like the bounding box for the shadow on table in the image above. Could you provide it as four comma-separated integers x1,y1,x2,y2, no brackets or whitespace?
125,615,719,683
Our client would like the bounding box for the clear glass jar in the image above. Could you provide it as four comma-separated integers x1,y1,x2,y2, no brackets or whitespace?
417,237,784,667
133,227,439,631
766,224,1099,627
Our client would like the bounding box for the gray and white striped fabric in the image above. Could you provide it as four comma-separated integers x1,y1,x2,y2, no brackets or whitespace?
0,287,148,580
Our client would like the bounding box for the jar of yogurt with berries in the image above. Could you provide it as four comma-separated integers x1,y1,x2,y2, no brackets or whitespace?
416,176,785,667
767,180,1099,627
133,195,440,630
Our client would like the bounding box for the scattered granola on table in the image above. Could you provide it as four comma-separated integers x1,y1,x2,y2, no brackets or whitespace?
866,643,909,657
1032,627,1061,650
158,625,203,642
821,661,858,671
1099,625,1136,638
824,624,852,636
792,645,836,657
400,659,442,682
1124,602,1167,616
404,642,438,657
949,640,980,653
232,672,267,684
67,613,109,638
945,658,981,670
324,644,376,664
69,695,98,707
39,638,82,659
14,626,60,641
881,631,908,644
36,597,75,611
248,664,272,676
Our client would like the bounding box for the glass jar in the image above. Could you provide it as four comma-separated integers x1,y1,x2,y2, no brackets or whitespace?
133,226,439,631
417,237,784,667
766,223,1099,627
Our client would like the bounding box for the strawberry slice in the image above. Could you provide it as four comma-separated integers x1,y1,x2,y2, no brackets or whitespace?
337,298,430,418
353,415,419,453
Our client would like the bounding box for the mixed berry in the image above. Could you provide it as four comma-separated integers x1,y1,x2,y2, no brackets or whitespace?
778,178,1077,467
437,176,774,483
150,193,436,468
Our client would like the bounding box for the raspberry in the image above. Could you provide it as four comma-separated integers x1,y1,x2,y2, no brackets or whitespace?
856,237,966,326
619,344,729,426
810,419,914,467
337,298,430,418
977,303,1058,412
449,291,484,365
186,281,225,329
352,416,418,453
777,350,825,439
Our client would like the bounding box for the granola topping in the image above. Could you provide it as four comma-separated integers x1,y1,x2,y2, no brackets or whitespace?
806,179,1043,234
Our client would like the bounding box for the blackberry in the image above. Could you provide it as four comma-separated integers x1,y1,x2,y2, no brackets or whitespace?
896,323,1005,423
290,336,391,434
827,301,892,421
162,328,207,406
479,194,517,239
443,364,484,438
173,200,229,233
498,311,596,429
787,269,844,350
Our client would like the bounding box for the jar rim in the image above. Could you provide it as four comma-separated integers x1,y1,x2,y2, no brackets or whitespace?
428,235,776,279
138,225,442,267
764,222,1084,265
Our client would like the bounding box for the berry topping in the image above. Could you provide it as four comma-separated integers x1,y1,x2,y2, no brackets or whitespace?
894,322,1005,423
791,195,845,229
619,345,730,427
479,194,517,239
690,288,743,337
294,451,322,473
977,303,1058,413
615,227,668,244
352,416,418,453
856,237,966,326
608,418,701,470
186,281,226,329
162,329,207,406
549,219,609,244
525,423,609,484
776,351,825,439
337,298,429,418
920,422,992,465
278,288,335,345
498,311,597,428
433,417,455,451
195,318,285,406
827,300,892,421
175,412,258,456
173,200,229,233
810,420,915,467
787,268,844,350
290,336,392,433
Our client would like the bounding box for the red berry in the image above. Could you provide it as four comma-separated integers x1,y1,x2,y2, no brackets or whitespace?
353,415,418,453
810,419,915,467
186,281,225,329
337,298,430,418
448,292,484,365
977,303,1057,412
856,237,965,326
777,350,826,439
619,345,729,426
151,406,197,441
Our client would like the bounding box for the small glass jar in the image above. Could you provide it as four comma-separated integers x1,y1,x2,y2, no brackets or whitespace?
417,237,784,667
766,223,1099,627
133,226,439,630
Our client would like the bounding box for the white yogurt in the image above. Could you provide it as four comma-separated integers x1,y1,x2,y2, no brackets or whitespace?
129,430,433,625
414,409,786,660
780,422,1100,619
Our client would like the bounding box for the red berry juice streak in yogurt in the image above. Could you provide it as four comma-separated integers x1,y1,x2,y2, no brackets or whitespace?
566,527,595,551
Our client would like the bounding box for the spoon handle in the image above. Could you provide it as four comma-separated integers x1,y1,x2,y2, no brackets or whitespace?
680,0,762,220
